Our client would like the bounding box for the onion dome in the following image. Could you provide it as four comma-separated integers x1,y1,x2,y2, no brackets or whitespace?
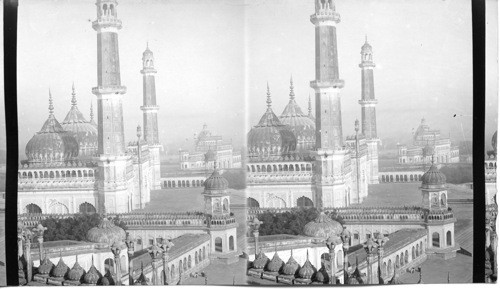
247,83,297,161
313,265,329,284
298,250,316,279
421,164,446,189
203,168,229,192
265,250,284,272
282,250,300,275
279,77,316,151
252,251,269,270
25,90,79,163
67,256,85,281
60,84,98,159
143,43,153,58
37,255,54,275
83,256,102,285
303,212,343,239
361,36,372,53
86,216,126,246
51,255,69,277
135,262,150,285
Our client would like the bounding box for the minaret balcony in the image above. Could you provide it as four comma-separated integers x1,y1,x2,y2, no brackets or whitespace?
92,18,122,30
358,99,378,105
140,68,157,74
310,11,340,25
359,61,376,68
310,79,345,89
92,85,127,95
140,105,160,111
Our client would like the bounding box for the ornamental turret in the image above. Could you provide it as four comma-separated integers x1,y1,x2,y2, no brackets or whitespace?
359,36,377,139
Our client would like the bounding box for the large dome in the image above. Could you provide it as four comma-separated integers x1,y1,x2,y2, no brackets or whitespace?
25,92,79,163
247,84,297,161
303,212,343,239
279,78,315,152
421,164,446,190
87,216,126,246
60,85,98,159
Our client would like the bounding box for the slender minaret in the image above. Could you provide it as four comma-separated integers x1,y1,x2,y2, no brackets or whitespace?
91,0,130,213
310,0,350,208
359,36,379,184
140,43,162,190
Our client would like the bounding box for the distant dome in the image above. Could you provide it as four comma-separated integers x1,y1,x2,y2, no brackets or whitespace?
86,217,126,246
25,92,79,163
60,85,98,159
279,78,316,152
421,164,446,189
303,212,343,239
248,85,296,161
203,168,229,191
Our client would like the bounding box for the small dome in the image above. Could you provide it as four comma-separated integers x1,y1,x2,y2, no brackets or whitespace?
304,212,343,239
298,251,316,279
252,251,269,270
282,251,300,275
266,252,284,272
51,257,69,278
83,262,102,285
248,85,297,160
86,216,126,246
37,256,54,275
26,93,79,163
313,266,329,283
361,41,372,52
67,257,85,281
421,164,446,189
143,46,153,57
203,168,229,191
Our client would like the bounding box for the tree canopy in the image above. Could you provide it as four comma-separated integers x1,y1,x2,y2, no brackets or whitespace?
40,214,128,242
255,207,318,236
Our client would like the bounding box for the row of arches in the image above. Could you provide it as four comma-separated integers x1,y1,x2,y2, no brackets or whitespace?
381,241,425,277
24,202,96,215
380,173,422,183
169,245,209,280
432,231,452,248
163,179,205,189
19,169,95,179
246,196,314,208
247,163,312,173
214,236,235,252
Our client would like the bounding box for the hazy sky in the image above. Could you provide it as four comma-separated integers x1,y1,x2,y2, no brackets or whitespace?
15,0,499,158
246,0,479,146
17,0,245,157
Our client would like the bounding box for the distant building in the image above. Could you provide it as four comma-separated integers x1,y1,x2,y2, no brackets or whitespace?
179,124,242,170
397,119,459,165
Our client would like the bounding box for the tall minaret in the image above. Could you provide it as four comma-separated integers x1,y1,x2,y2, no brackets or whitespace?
359,37,379,184
91,0,130,213
310,0,351,209
140,44,162,190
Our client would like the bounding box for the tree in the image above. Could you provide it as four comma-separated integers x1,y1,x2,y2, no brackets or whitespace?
257,207,318,236
41,214,127,242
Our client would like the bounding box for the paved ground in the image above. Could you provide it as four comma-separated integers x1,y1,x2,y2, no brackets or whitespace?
399,253,472,283
182,257,248,285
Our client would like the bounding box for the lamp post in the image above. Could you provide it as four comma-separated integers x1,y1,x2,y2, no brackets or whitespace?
124,233,135,285
249,217,263,255
374,234,389,283
160,237,174,284
326,235,342,284
148,242,163,285
32,224,47,262
111,241,124,285
363,237,378,284
340,226,351,284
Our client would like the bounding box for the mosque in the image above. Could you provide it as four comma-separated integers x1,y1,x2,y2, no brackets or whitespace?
245,0,460,285
17,0,242,286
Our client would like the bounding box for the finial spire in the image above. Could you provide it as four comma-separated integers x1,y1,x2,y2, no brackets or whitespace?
289,75,295,100
48,88,54,115
71,82,77,107
146,41,149,49
308,94,312,115
266,82,272,109
365,34,368,43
